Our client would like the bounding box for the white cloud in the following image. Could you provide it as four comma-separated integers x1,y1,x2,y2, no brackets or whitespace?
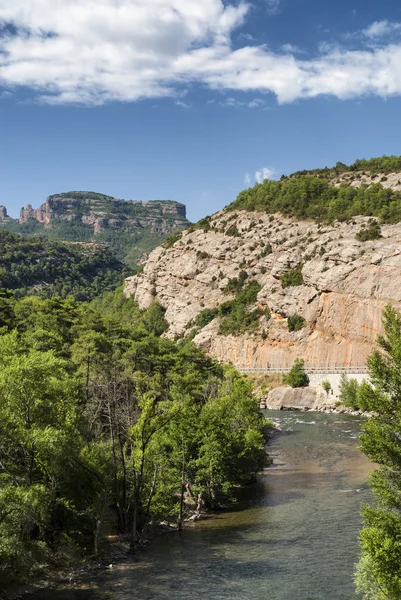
244,173,251,186
281,43,305,54
265,0,282,16
363,20,401,39
238,32,257,42
220,96,265,108
1,4,401,106
255,167,275,183
175,99,190,109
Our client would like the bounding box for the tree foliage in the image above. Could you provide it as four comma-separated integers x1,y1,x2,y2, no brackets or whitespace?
356,305,401,598
0,289,268,583
0,230,123,300
284,359,309,388
229,173,401,224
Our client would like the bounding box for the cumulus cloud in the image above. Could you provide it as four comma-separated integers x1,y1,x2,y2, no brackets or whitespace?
281,43,305,54
244,173,251,186
255,167,275,183
363,20,401,39
1,2,401,106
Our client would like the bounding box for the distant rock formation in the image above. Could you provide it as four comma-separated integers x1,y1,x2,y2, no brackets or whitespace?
0,205,11,223
19,192,188,235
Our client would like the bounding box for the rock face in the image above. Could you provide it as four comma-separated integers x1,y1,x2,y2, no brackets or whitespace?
125,207,401,369
19,192,189,235
330,170,401,192
0,206,11,223
262,386,335,411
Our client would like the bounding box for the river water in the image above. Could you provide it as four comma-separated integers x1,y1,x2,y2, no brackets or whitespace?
28,411,372,600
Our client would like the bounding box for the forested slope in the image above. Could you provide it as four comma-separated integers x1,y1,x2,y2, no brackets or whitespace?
0,289,267,585
0,230,123,301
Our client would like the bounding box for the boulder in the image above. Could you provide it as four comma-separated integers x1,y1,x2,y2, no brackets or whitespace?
263,386,336,412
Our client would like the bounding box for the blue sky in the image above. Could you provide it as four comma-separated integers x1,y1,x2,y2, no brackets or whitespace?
2,0,401,222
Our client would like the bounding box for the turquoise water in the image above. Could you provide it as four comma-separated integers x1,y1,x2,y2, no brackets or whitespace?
28,411,372,600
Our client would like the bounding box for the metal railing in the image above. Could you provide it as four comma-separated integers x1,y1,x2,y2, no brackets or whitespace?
237,366,369,375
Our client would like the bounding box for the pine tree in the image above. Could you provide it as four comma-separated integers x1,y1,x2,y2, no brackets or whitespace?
356,305,401,599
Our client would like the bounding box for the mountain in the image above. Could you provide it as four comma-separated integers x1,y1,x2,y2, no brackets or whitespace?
124,156,401,369
2,191,190,269
0,229,122,301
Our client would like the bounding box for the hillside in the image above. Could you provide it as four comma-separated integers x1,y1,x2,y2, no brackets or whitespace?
0,229,122,300
2,191,190,269
125,157,401,369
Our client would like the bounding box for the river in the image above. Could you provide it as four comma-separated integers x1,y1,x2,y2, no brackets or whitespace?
28,411,372,600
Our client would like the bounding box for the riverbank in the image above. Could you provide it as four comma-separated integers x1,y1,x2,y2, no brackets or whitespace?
18,412,372,600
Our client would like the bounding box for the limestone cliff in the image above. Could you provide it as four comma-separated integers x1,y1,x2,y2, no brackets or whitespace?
19,192,188,235
125,208,401,369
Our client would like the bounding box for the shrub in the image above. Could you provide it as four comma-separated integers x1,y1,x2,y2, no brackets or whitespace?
218,281,263,335
163,232,182,248
284,359,309,388
281,264,304,288
322,380,331,394
339,374,363,409
194,308,219,329
226,224,240,237
356,220,382,242
224,270,248,294
288,314,306,332
260,244,273,258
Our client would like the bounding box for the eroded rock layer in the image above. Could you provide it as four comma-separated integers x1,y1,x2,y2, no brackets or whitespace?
125,210,401,369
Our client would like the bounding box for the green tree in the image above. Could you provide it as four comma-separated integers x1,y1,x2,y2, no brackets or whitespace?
284,359,309,388
339,374,361,409
355,305,401,599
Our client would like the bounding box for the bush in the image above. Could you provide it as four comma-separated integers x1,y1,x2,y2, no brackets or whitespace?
284,359,309,388
163,232,182,248
356,220,382,241
322,380,331,394
281,264,304,288
218,281,263,335
224,270,248,294
194,308,219,328
338,374,363,409
226,224,240,237
288,314,306,332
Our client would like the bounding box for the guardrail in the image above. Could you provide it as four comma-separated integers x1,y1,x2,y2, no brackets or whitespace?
238,367,369,375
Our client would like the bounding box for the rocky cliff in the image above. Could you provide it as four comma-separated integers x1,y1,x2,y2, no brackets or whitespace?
125,172,401,369
19,192,188,235
1,191,190,269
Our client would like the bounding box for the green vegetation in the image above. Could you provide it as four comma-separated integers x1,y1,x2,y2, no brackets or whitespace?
225,224,240,237
281,265,304,288
287,314,306,332
224,270,249,294
0,289,268,585
4,192,190,270
338,374,362,410
188,215,212,233
291,155,401,178
322,380,331,394
219,281,265,335
355,305,401,598
229,172,401,224
0,230,122,301
162,231,182,248
194,307,219,328
356,219,382,241
284,359,309,388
